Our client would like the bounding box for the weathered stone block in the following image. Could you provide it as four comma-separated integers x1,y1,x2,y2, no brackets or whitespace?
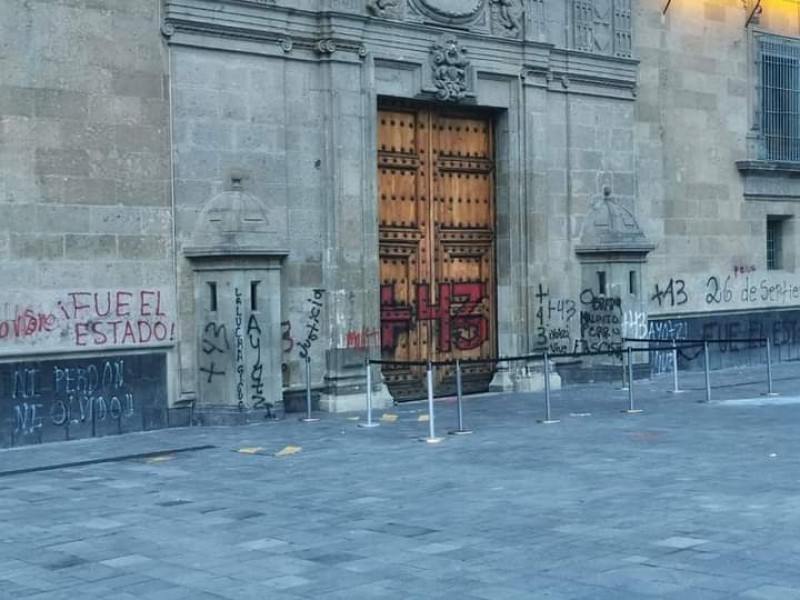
10,234,64,260
118,235,168,260
37,205,92,233
0,86,35,117
33,89,89,120
34,149,91,177
64,234,117,259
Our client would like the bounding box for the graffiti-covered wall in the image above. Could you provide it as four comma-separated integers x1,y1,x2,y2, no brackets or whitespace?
635,0,800,375
0,0,177,439
0,289,176,352
0,353,168,448
648,309,800,376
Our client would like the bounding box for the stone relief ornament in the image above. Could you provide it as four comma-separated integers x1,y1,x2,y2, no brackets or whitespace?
316,39,336,54
367,0,403,19
431,36,470,101
573,0,631,58
413,0,484,24
489,0,523,38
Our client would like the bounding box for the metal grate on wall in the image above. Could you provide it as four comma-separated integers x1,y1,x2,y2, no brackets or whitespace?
758,34,800,162
767,217,783,270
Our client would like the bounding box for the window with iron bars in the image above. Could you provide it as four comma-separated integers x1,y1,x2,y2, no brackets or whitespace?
767,216,785,271
758,34,800,161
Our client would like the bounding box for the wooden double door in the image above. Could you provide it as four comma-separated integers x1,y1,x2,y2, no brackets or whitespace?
378,102,497,400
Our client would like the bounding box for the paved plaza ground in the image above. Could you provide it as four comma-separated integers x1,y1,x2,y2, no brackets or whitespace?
3,362,800,599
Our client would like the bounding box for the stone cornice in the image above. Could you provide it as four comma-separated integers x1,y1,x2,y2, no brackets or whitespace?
164,0,638,97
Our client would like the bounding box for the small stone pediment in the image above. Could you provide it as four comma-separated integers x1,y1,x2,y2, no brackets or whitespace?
576,186,654,257
185,174,288,258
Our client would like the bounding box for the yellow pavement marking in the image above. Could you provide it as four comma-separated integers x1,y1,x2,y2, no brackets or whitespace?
237,447,264,455
417,414,430,422
380,413,398,423
145,455,174,464
275,445,302,457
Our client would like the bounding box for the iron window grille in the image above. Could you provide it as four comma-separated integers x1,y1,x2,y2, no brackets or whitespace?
767,216,784,270
757,34,800,162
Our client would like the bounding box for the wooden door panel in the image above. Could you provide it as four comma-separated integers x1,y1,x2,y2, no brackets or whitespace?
378,108,427,230
434,113,494,232
379,103,496,399
437,235,493,356
379,241,424,392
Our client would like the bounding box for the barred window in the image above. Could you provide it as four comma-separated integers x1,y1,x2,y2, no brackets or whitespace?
767,216,785,271
758,35,800,161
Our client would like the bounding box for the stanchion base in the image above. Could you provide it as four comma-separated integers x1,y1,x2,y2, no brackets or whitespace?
300,417,320,422
419,437,444,444
448,429,473,435
537,419,561,425
761,392,780,397
357,422,380,428
667,390,687,394
621,409,643,414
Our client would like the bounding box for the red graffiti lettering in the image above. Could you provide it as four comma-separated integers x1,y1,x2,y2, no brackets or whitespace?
380,281,490,353
451,282,488,351
380,285,413,351
346,328,380,349
0,308,57,342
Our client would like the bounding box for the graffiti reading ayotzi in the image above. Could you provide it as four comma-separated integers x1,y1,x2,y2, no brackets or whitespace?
298,289,325,360
380,281,489,353
248,313,267,409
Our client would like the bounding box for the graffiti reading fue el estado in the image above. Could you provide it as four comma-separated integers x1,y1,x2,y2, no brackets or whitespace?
0,289,175,350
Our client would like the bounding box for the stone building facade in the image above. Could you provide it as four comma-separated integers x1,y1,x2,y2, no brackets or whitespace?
638,0,800,374
3,0,800,445
0,0,174,446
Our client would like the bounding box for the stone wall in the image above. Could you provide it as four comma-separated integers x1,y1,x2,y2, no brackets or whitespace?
0,0,175,436
636,0,800,321
165,0,641,409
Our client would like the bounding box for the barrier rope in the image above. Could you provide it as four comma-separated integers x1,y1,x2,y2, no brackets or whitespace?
367,337,770,368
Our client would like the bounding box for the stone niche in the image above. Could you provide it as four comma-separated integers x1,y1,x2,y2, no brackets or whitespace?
571,186,654,383
184,175,288,424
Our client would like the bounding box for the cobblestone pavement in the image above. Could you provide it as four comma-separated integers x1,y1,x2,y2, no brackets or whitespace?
3,362,800,599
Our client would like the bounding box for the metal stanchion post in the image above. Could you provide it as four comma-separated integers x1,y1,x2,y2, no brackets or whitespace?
300,356,319,422
623,346,642,413
359,359,380,428
700,341,711,403
538,353,560,424
618,341,629,391
420,362,443,444
763,337,778,397
668,339,685,394
449,360,472,435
